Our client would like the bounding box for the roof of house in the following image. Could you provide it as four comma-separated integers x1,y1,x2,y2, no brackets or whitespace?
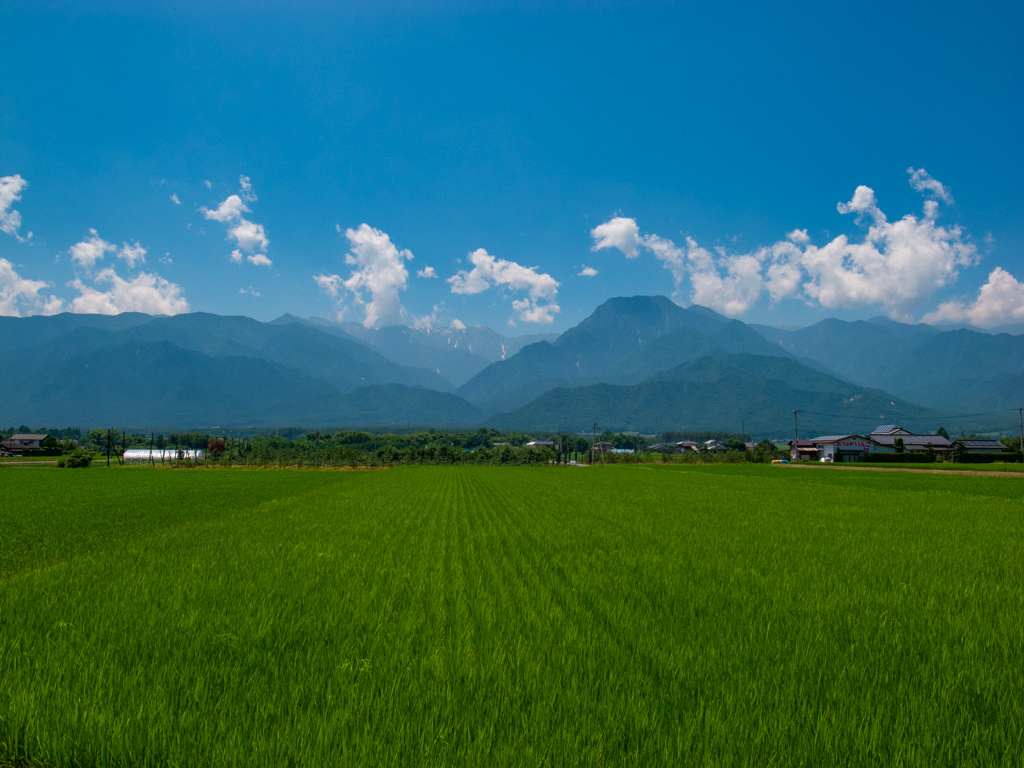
7,433,50,441
872,433,952,449
958,439,1006,449
871,425,911,435
525,440,554,446
789,440,819,449
810,434,869,444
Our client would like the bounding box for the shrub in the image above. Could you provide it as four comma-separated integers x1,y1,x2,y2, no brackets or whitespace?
56,450,93,468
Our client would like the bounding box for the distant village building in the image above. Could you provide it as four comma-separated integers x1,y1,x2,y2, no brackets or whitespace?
955,439,1007,455
0,433,52,455
788,425,980,462
524,440,554,447
593,441,613,454
808,435,873,463
788,440,819,462
868,425,953,454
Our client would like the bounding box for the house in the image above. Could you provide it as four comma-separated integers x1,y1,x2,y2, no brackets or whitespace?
704,439,727,452
869,425,952,454
956,439,1007,455
0,433,52,455
524,440,554,447
593,441,613,454
809,435,873,463
788,440,819,461
675,441,700,453
646,442,677,453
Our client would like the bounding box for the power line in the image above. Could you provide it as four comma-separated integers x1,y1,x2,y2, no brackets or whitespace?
796,407,1022,422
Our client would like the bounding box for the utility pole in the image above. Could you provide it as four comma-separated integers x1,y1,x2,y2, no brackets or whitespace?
106,428,111,467
592,421,598,465
1018,407,1023,460
793,410,800,462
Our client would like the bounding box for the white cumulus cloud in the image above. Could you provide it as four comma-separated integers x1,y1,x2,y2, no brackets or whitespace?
118,242,147,269
578,266,598,277
247,253,272,267
239,175,257,202
417,266,437,278
314,273,343,300
922,267,1024,327
202,194,249,223
0,175,29,241
68,229,117,269
590,216,641,258
315,224,413,328
0,258,63,316
448,248,560,324
228,219,269,253
70,268,189,315
170,193,181,205
591,168,977,320
908,167,953,204
201,177,271,265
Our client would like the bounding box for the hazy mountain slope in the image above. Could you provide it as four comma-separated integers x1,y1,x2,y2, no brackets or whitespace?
2,313,452,394
329,325,493,386
603,318,792,384
753,317,1024,412
305,319,557,386
1,340,352,427
491,353,936,434
335,384,483,428
2,337,483,429
0,312,154,352
879,329,1024,411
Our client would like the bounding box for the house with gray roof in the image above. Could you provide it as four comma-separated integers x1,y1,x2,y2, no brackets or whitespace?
0,433,53,456
869,426,952,454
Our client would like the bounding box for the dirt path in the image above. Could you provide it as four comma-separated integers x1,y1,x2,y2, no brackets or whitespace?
787,464,1024,478
0,460,58,467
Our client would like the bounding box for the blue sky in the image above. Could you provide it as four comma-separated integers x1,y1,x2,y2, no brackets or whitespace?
1,0,1022,333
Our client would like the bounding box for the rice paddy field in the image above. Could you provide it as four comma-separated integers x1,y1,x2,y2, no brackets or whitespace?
1,464,1022,767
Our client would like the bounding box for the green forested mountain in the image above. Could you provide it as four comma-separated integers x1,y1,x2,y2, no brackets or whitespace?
491,353,938,435
4,299,1019,432
458,296,794,411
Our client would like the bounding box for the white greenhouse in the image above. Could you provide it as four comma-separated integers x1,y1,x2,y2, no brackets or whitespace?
123,449,206,463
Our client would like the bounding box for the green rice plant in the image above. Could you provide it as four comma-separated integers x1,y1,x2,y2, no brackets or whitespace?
0,465,1022,766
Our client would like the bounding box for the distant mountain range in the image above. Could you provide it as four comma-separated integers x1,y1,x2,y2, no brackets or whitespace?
2,297,1021,434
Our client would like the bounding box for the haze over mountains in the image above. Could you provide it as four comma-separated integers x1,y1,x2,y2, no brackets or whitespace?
3,296,1022,434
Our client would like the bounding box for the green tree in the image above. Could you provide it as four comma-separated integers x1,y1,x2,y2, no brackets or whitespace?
56,449,93,468
894,437,905,454
937,426,950,440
